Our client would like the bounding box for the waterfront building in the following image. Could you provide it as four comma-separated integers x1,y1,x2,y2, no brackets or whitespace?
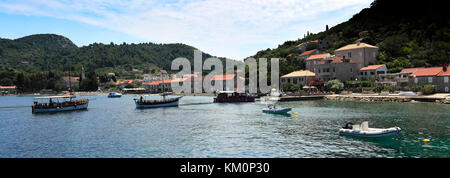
407,65,450,93
0,85,17,95
315,56,358,82
334,42,379,69
305,53,331,73
280,70,316,89
357,64,388,80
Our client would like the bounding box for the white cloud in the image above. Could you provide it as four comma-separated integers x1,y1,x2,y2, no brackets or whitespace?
0,0,373,60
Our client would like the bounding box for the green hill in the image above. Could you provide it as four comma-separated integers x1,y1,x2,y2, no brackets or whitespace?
0,34,227,74
251,0,449,75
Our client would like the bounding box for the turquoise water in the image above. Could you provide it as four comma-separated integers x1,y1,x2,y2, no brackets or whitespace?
0,95,448,158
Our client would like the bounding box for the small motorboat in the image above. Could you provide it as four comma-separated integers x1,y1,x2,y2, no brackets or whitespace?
108,92,122,98
262,105,292,115
339,121,401,138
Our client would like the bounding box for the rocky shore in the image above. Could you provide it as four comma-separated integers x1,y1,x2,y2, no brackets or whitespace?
325,93,450,104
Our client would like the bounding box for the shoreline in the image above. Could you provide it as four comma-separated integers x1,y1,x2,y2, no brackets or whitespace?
324,93,450,104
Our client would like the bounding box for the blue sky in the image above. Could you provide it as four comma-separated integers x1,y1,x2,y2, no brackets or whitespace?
0,0,373,60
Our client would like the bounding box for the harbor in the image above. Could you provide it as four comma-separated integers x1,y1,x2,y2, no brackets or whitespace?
0,95,449,158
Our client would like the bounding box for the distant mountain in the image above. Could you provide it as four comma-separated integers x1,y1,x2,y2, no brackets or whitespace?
0,34,230,75
251,0,449,74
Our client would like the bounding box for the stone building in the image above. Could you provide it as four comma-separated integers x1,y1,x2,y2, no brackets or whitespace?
280,70,316,89
334,42,379,69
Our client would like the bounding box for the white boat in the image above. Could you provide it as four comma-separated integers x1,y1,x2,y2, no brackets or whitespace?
134,96,181,108
108,92,122,98
339,121,401,137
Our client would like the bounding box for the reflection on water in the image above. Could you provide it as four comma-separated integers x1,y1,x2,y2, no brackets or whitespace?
0,95,449,158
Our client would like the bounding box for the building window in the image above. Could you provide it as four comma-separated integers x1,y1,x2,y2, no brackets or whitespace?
288,78,291,83
428,77,432,83
293,78,297,84
348,52,352,58
281,78,285,82
445,77,449,83
333,68,336,72
371,72,375,75
446,87,449,92
318,69,321,73
414,78,418,84
350,68,353,72
359,52,362,57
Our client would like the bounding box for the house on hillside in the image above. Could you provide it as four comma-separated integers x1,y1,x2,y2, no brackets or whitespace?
357,64,388,80
298,49,320,60
315,56,358,82
295,40,319,51
318,39,333,50
305,53,331,73
334,42,379,69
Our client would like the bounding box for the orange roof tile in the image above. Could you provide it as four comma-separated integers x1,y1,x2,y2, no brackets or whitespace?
410,67,443,77
400,67,425,74
210,74,235,81
359,65,385,71
298,49,317,57
0,86,16,89
306,53,330,61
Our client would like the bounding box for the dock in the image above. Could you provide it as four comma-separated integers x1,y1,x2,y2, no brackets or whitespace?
278,95,325,101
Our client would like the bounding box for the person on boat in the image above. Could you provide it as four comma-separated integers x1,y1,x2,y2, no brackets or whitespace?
140,96,143,102
49,98,53,107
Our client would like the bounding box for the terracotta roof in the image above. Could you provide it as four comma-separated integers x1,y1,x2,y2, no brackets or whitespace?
306,53,330,61
210,74,236,81
400,67,425,74
359,64,385,71
298,49,317,57
0,86,16,89
410,67,443,77
437,69,450,76
335,42,378,51
281,70,315,78
142,81,161,86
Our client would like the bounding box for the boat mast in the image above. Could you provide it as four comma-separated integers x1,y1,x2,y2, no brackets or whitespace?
161,70,166,101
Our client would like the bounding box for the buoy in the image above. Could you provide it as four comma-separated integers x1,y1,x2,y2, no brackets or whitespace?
294,112,298,115
423,139,430,142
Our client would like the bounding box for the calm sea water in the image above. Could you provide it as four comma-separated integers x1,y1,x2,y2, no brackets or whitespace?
0,95,448,158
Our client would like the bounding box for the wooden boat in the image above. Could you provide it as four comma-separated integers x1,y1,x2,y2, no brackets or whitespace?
134,95,182,108
339,121,401,138
108,92,122,98
32,95,89,113
213,91,255,103
133,70,182,108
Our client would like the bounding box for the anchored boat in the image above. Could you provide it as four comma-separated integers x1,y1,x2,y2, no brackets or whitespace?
262,105,292,115
339,121,401,137
32,95,89,113
108,92,122,98
214,91,255,103
134,95,182,108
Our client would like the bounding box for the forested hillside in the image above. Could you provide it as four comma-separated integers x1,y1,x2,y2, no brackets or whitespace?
251,0,449,75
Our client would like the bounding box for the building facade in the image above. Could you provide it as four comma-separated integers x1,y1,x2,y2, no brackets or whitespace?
280,70,316,90
357,64,388,80
334,42,379,69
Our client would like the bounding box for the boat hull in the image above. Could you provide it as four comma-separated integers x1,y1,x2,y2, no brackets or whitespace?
32,103,88,113
339,127,401,138
214,97,255,103
108,95,122,98
135,99,180,108
262,108,292,114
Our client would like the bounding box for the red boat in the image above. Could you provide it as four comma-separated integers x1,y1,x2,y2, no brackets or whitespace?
213,91,255,103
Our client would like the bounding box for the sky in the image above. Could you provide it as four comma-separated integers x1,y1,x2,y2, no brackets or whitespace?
0,0,373,60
